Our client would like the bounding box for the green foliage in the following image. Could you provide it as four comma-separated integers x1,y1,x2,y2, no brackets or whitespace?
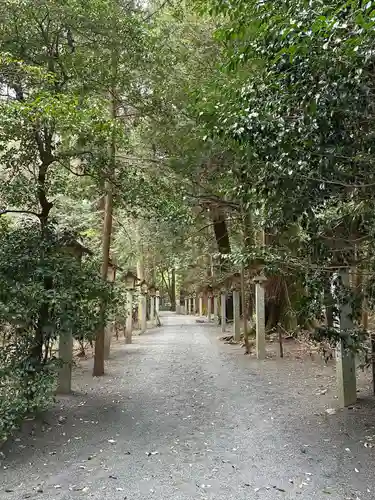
180,0,375,341
194,0,375,229
0,346,56,442
0,221,110,440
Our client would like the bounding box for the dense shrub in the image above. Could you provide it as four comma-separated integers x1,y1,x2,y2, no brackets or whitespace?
0,221,110,440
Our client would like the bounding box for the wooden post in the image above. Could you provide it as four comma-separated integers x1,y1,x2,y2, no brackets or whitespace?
240,264,248,343
57,332,73,394
207,294,212,322
150,295,155,322
254,276,266,359
221,290,226,333
213,294,219,324
155,292,160,325
137,260,145,328
232,288,241,341
184,297,188,315
125,290,133,344
361,289,373,393
138,293,143,327
334,270,357,407
104,324,112,360
141,294,147,333
199,294,203,316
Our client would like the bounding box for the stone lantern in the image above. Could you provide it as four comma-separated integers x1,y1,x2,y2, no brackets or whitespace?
231,273,241,341
198,292,204,317
124,270,138,290
149,284,156,321
184,295,188,315
124,270,139,344
155,288,160,317
104,258,122,359
140,280,148,295
57,238,92,395
207,285,213,322
107,260,117,283
212,286,219,324
220,285,227,333
188,294,193,315
139,280,148,333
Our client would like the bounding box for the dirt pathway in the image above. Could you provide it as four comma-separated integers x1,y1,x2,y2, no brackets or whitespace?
2,313,375,499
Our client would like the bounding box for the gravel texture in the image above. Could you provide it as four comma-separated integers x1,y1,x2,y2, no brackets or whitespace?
2,313,375,500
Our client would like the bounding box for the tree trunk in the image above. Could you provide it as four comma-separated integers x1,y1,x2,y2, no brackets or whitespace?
93,51,116,376
324,280,334,328
211,206,231,256
241,264,250,354
278,326,284,358
25,158,54,405
93,181,113,376
210,206,233,318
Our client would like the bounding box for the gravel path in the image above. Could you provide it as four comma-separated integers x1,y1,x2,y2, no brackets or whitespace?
2,313,375,500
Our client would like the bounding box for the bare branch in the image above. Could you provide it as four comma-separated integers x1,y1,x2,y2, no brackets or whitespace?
115,155,166,164
142,0,170,22
187,192,239,210
292,173,375,189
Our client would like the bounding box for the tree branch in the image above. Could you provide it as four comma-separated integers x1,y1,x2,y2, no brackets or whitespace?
0,209,40,217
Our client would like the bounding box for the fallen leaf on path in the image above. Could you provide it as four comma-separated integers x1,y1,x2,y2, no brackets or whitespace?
326,408,336,415
70,485,87,491
273,486,286,492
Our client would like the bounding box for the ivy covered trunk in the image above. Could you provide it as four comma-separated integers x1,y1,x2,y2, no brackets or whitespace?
210,206,233,319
